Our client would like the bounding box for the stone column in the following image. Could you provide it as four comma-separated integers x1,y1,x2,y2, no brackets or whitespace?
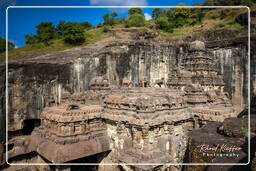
194,117,199,129
80,121,86,133
69,123,74,135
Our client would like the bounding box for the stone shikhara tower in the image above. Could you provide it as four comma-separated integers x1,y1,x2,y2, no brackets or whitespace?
168,40,225,92
5,41,242,171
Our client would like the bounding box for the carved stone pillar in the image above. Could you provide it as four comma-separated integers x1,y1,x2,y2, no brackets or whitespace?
194,117,199,129
57,123,61,134
142,123,150,144
69,123,74,135
80,121,86,133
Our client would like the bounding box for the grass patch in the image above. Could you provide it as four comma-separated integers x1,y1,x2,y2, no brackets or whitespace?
0,28,109,62
216,22,244,29
1,7,249,62
84,27,110,44
0,39,75,62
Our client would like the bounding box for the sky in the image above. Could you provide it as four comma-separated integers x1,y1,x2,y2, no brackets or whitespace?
0,0,204,47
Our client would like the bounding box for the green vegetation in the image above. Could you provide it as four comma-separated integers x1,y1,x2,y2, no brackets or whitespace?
240,124,249,138
2,0,254,62
126,8,146,27
36,22,57,45
0,38,14,53
0,27,108,61
155,16,173,33
103,12,119,26
61,22,85,45
217,22,243,29
102,25,110,32
126,13,146,27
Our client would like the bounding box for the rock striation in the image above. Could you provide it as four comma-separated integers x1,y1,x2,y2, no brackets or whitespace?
0,31,251,171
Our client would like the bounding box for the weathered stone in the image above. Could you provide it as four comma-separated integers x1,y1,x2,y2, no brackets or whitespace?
0,26,252,171
189,40,206,51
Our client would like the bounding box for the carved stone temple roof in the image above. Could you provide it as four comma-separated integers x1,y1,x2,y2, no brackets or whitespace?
104,88,186,113
40,103,103,122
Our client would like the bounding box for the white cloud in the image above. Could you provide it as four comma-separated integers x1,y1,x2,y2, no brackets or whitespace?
144,13,152,21
89,0,148,6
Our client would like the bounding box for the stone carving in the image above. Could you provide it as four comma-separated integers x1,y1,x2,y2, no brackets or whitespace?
2,40,244,171
89,76,110,90
167,41,225,93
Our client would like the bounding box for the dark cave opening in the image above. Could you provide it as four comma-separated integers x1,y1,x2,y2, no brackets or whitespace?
22,119,41,135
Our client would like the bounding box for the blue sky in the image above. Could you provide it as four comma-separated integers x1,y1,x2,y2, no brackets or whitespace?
0,0,204,47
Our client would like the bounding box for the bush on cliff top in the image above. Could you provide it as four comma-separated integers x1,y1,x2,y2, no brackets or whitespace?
61,22,85,45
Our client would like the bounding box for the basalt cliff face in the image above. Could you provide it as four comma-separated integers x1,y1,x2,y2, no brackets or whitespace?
0,28,253,171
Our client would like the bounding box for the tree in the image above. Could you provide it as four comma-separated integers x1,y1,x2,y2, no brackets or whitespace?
111,12,118,18
57,21,66,35
103,12,119,26
128,8,142,15
80,22,93,29
25,34,39,45
0,38,14,53
156,16,173,32
152,8,161,19
61,22,85,45
174,4,191,18
36,22,57,45
126,13,146,27
203,0,214,6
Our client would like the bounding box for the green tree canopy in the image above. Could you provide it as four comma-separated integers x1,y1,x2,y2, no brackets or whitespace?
174,4,191,18
126,13,146,27
80,22,93,29
61,22,85,45
25,34,39,45
57,21,66,34
0,38,15,53
102,12,119,26
152,8,161,19
156,16,174,33
36,22,57,45
128,8,142,15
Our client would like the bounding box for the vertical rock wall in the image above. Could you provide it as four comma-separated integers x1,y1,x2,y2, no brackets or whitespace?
210,45,248,105
0,40,248,140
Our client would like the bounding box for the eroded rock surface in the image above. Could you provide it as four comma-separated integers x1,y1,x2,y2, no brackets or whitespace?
0,29,251,171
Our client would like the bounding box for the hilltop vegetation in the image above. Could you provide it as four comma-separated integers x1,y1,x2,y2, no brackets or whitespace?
0,0,254,62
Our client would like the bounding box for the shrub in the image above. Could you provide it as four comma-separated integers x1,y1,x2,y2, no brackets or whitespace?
128,8,142,15
156,16,173,33
126,13,146,27
36,22,57,45
240,124,248,138
25,34,39,45
0,38,14,53
61,22,85,45
102,25,110,32
103,12,119,26
80,22,93,29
